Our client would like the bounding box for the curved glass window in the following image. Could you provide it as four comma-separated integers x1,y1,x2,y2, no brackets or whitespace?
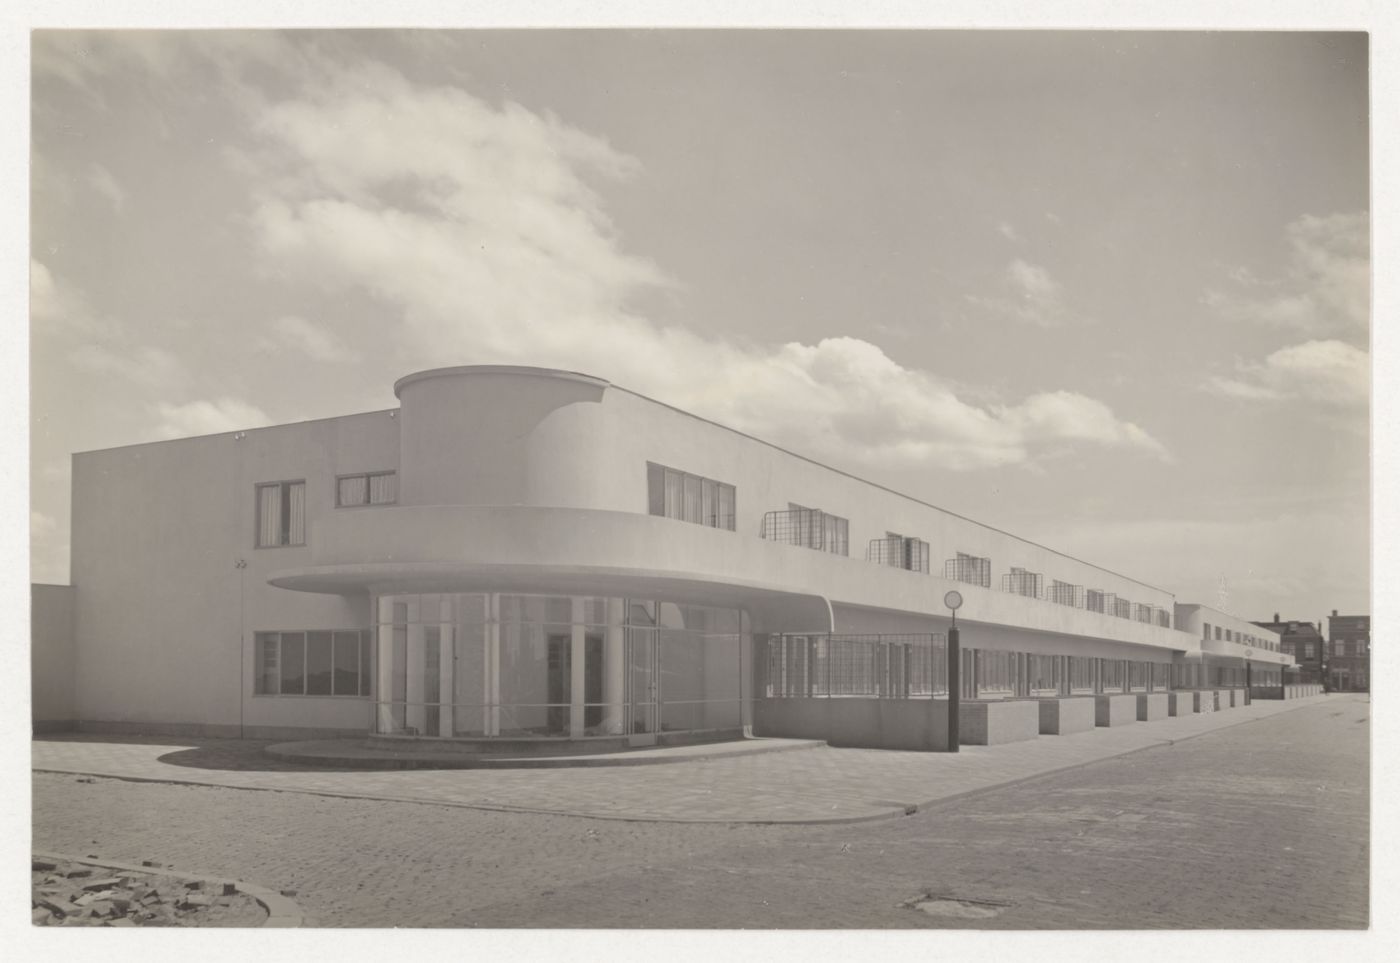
373,592,747,740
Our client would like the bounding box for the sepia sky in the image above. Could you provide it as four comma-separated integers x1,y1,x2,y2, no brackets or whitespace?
28,28,1371,620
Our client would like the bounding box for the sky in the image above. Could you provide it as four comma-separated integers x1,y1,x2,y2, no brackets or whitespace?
28,28,1371,622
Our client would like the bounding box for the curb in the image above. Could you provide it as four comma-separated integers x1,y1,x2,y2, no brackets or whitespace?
32,851,305,927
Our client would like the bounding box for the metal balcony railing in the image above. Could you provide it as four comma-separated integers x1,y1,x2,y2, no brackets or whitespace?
762,633,948,698
866,536,930,573
944,554,991,588
1001,567,1044,599
1048,580,1084,608
760,508,849,556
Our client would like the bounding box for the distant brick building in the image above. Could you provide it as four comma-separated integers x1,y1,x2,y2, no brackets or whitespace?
1253,614,1327,686
1327,611,1370,692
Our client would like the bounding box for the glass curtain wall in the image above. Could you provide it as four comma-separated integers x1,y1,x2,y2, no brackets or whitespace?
374,592,746,739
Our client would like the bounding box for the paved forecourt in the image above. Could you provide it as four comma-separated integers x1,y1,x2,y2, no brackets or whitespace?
32,694,1330,824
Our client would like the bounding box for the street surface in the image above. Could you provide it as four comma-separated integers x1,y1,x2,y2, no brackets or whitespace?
31,694,1368,928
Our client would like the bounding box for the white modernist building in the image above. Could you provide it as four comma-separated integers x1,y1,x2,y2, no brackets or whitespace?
34,365,1303,748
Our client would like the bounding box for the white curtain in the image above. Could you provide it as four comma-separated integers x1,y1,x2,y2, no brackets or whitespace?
287,482,306,545
663,469,684,519
257,485,280,547
339,475,367,506
369,472,397,504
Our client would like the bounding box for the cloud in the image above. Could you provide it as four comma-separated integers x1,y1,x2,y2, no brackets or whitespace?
965,258,1077,327
88,163,127,212
151,397,272,440
257,315,360,364
1207,211,1369,333
31,510,57,539
997,221,1021,242
31,258,120,339
232,56,1164,472
71,343,186,389
1203,339,1369,408
1033,504,1369,619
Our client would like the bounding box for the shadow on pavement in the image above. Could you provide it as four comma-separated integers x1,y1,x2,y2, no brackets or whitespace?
33,733,365,774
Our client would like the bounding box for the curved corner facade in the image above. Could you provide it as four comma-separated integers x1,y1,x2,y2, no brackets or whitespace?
61,365,1296,744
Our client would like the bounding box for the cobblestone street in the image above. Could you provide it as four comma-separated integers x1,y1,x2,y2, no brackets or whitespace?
31,695,1368,929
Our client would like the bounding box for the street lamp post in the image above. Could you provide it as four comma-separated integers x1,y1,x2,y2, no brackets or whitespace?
945,590,963,753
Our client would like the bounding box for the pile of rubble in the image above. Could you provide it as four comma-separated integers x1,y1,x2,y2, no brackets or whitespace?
32,857,266,927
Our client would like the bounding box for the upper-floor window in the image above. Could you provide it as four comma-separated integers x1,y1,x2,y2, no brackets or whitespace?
647,463,736,531
868,533,930,572
945,552,992,588
256,480,305,548
1203,621,1212,640
789,504,849,555
337,471,398,507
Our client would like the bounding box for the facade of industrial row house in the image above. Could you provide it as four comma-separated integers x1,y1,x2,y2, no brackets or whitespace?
32,365,1300,747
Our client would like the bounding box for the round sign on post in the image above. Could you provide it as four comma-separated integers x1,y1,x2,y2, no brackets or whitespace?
943,589,963,753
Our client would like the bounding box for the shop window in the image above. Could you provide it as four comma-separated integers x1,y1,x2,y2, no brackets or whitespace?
255,629,372,696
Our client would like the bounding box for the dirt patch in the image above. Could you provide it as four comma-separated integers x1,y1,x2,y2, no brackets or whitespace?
32,857,267,927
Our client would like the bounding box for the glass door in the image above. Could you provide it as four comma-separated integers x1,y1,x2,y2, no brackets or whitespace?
627,625,659,746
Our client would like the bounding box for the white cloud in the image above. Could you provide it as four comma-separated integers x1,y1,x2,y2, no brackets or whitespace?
965,258,1077,327
31,510,57,539
997,221,1021,242
1033,504,1370,619
258,315,360,364
237,57,1164,472
1203,339,1369,408
151,397,272,440
70,343,186,389
88,163,127,212
31,258,120,339
1207,211,1369,333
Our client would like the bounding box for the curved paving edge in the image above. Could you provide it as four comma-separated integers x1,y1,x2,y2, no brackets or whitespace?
31,769,903,826
262,736,824,769
32,850,305,927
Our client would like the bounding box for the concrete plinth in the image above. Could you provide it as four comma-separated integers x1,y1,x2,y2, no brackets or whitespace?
1136,692,1169,721
959,699,1040,746
1038,697,1097,735
1193,690,1215,714
1095,693,1137,727
753,697,948,751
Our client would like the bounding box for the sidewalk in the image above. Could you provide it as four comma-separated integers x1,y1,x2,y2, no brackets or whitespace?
32,694,1337,825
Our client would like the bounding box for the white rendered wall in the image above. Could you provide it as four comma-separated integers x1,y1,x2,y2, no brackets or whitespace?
391,371,1175,616
31,584,76,725
1175,604,1282,651
70,410,397,734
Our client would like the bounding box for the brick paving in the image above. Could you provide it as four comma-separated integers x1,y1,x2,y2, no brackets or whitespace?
33,694,1332,824
30,694,1368,928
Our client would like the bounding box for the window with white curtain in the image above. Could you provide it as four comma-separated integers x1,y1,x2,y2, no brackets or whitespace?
337,470,397,507
646,462,737,531
255,480,306,547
